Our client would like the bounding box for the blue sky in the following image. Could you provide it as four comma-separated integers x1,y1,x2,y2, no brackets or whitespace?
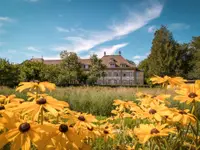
0,0,200,64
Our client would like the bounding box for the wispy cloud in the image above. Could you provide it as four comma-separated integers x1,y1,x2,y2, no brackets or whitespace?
168,23,190,30
27,46,41,52
0,17,13,22
94,43,128,58
148,25,157,33
56,27,69,33
132,52,149,65
54,1,163,53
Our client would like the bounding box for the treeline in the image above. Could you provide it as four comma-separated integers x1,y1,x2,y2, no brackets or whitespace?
0,51,105,87
138,26,200,84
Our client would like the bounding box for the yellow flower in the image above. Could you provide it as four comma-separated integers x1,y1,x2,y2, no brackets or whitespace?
0,94,24,104
134,124,176,144
0,112,46,150
174,81,200,104
100,124,115,141
12,96,69,121
37,123,82,150
150,75,186,87
172,109,196,125
16,81,56,92
73,113,97,129
141,103,172,122
113,100,136,111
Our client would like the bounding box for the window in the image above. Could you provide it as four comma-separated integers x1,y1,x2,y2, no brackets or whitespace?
114,72,118,77
110,63,115,68
123,73,126,77
120,64,126,67
84,64,89,69
108,72,112,77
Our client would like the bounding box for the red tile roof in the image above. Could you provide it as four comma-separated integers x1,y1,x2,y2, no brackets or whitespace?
30,54,136,68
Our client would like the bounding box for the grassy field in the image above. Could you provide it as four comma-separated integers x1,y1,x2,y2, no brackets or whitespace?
0,86,176,116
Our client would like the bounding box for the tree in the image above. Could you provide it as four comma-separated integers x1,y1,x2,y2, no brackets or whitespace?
0,58,20,87
148,26,180,77
87,54,106,85
19,60,45,82
59,51,82,85
126,59,136,67
188,36,200,79
41,64,60,84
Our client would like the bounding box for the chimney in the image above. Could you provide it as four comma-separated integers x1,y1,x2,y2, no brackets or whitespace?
104,51,106,56
119,51,121,55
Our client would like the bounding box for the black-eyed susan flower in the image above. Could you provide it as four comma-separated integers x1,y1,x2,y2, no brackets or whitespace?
174,81,200,104
171,109,196,125
0,94,24,104
37,123,82,150
150,75,186,88
134,124,176,144
16,81,56,93
73,113,97,129
12,96,69,122
0,112,47,150
141,103,172,122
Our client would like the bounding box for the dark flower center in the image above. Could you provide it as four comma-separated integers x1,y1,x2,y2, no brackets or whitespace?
151,95,156,98
164,115,168,119
59,124,68,133
87,126,94,131
19,123,30,133
78,115,85,121
0,105,5,110
36,98,47,105
149,109,157,114
104,130,109,134
188,92,197,98
179,110,187,115
150,128,160,134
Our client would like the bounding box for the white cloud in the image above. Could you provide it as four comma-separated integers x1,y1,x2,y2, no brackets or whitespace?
132,53,149,65
27,46,41,52
0,17,12,22
148,25,157,33
81,43,128,59
54,1,163,53
133,55,144,59
56,27,69,33
95,43,128,58
168,23,190,30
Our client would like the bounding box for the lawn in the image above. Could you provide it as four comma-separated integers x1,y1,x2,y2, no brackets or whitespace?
0,86,176,116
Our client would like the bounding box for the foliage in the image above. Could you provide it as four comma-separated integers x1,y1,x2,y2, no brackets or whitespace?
87,54,106,85
19,60,45,82
188,36,200,79
1,75,200,150
0,58,20,87
139,26,195,81
59,51,83,86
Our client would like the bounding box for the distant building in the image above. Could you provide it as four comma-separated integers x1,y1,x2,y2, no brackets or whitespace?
31,51,144,85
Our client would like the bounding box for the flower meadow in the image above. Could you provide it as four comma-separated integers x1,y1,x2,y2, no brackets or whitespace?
0,76,200,150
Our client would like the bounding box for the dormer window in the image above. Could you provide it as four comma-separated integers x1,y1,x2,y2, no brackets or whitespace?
110,63,115,68
120,63,127,67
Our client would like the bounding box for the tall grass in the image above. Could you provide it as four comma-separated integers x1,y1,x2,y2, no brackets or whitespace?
0,86,175,116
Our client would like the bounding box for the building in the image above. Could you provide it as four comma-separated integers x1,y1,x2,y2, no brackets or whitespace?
31,51,144,85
